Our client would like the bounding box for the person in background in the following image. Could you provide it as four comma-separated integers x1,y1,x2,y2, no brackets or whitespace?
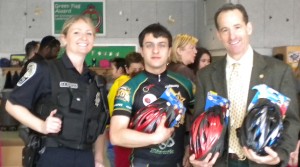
113,52,144,167
107,57,127,167
190,3,300,167
124,52,144,78
108,53,145,117
108,58,127,117
20,35,60,77
5,15,107,167
167,34,198,83
24,40,40,62
188,47,212,75
110,23,194,167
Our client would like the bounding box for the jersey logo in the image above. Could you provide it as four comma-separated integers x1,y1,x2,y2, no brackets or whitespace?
116,86,130,102
17,62,37,86
142,94,157,106
165,84,179,89
143,84,155,92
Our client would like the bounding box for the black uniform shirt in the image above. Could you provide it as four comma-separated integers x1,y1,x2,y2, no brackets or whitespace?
9,54,91,111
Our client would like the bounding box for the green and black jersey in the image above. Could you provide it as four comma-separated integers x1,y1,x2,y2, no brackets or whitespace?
114,70,194,165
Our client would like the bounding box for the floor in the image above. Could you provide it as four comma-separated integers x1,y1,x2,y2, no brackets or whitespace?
0,131,111,167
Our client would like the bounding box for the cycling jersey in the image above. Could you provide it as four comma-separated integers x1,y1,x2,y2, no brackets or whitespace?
113,70,194,165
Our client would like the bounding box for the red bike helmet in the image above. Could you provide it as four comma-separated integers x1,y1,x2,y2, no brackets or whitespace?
190,105,227,159
238,98,283,155
129,98,180,133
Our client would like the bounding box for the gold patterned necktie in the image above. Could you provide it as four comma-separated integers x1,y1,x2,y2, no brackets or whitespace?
228,63,246,160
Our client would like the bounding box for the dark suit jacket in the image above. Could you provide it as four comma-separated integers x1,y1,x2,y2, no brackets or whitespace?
194,51,300,167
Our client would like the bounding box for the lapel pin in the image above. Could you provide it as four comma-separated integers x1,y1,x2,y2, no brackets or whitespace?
259,74,264,79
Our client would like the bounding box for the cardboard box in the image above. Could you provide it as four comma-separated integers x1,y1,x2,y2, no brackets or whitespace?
273,46,300,71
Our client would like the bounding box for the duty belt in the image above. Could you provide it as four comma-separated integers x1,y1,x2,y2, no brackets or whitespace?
45,138,92,150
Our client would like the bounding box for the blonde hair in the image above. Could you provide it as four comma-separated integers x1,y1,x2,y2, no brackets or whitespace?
61,15,96,36
170,34,198,63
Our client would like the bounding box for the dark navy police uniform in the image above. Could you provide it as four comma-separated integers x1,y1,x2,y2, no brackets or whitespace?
9,54,107,167
113,70,194,167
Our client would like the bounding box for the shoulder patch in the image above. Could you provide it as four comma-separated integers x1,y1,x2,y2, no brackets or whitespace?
116,86,131,102
17,62,37,86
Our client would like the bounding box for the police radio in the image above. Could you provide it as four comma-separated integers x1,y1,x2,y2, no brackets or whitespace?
95,75,109,134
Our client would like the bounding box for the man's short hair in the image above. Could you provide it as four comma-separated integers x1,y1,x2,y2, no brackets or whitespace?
138,23,172,48
214,3,249,30
25,41,40,56
40,35,60,50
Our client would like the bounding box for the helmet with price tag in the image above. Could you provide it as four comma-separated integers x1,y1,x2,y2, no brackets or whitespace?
190,105,227,159
238,98,283,155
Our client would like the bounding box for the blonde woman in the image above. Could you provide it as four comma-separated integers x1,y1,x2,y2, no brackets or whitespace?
167,33,198,83
5,15,106,167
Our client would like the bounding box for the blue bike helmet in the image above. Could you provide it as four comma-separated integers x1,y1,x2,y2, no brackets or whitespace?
238,98,283,155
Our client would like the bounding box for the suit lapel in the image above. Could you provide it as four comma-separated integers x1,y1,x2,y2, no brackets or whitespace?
247,52,267,105
211,56,227,98
210,53,268,106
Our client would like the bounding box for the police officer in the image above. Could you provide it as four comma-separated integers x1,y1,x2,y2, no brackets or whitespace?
20,36,60,77
5,15,107,167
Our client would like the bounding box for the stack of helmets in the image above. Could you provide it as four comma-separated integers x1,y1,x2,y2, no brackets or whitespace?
190,105,227,159
129,98,182,133
238,98,283,155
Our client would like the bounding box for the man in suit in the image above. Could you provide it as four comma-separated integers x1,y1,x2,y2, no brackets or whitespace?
189,3,300,167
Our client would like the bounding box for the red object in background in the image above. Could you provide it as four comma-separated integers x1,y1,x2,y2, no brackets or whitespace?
99,59,111,68
82,4,102,33
114,146,132,167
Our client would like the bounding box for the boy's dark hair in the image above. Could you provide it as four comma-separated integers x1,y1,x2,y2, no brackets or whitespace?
138,23,172,48
40,35,60,50
110,58,126,72
25,41,39,57
214,3,249,30
125,52,144,67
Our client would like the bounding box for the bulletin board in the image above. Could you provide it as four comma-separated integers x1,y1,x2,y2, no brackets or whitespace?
59,44,137,67
52,0,105,36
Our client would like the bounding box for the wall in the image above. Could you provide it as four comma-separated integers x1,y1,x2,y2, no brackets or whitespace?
1,0,300,59
196,0,300,56
0,0,197,59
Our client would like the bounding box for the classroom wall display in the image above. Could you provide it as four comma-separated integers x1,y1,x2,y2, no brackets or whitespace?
58,44,137,67
52,0,105,36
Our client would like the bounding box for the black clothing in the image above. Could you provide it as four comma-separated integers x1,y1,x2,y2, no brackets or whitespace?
20,53,44,77
9,54,107,166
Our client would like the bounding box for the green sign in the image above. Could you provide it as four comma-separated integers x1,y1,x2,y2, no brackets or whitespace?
52,0,105,35
58,45,137,67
